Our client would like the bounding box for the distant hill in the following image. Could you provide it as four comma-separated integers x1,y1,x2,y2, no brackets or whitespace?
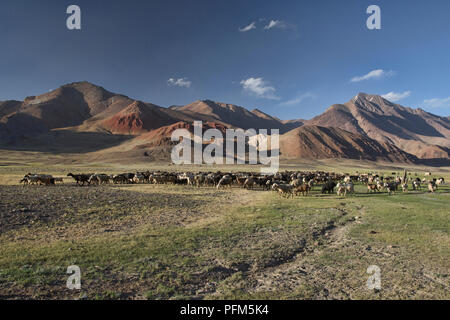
307,93,450,159
1,82,448,164
170,100,299,134
279,125,418,163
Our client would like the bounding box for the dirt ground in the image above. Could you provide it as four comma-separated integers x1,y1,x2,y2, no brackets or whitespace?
0,163,449,300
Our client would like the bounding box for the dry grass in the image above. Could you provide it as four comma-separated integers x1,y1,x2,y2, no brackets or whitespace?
0,155,448,300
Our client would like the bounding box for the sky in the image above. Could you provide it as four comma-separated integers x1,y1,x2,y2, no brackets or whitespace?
1,0,449,120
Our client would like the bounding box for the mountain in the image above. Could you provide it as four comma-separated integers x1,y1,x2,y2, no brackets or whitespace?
85,121,230,163
75,101,188,135
0,100,22,118
279,125,418,163
281,118,305,132
96,101,176,134
307,93,450,159
170,100,300,133
0,82,195,138
1,82,448,164
0,82,130,141
2,82,119,129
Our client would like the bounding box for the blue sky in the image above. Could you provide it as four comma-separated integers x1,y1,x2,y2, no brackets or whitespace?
1,0,449,120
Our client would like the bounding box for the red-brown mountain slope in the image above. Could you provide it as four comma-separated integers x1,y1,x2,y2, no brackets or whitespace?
306,93,450,158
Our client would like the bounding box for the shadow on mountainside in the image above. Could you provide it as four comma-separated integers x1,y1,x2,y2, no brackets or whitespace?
419,158,450,167
0,130,133,154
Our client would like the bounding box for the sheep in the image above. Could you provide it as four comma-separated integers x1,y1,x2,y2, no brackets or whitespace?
294,184,310,197
21,175,39,186
321,181,337,194
152,175,168,184
428,182,437,193
89,175,101,185
67,173,91,186
367,184,378,193
166,175,177,184
97,174,110,185
345,181,355,195
264,179,273,191
205,173,217,187
37,176,55,186
235,175,247,187
273,183,294,198
376,181,384,191
112,174,128,184
21,174,55,186
133,173,145,184
251,177,263,189
194,174,206,187
217,175,233,189
384,182,397,195
336,184,347,197
89,174,110,185
178,173,194,186
290,179,302,188
412,179,421,191
243,177,255,189
401,183,408,192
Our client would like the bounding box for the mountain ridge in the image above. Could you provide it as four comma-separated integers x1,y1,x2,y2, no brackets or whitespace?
1,82,448,163
306,93,450,159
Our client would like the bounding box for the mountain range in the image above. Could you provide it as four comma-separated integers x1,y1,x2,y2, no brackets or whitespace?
1,81,449,164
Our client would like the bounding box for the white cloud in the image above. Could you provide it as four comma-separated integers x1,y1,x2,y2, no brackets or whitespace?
263,20,295,30
423,97,450,108
280,92,316,106
240,77,280,100
167,78,191,88
381,91,411,102
239,22,256,32
350,69,395,82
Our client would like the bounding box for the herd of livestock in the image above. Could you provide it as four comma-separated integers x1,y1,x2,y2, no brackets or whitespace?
19,170,446,197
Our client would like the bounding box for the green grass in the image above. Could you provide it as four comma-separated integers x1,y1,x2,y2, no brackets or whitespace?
0,164,449,300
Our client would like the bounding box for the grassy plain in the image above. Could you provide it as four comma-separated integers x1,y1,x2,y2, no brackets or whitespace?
0,151,448,300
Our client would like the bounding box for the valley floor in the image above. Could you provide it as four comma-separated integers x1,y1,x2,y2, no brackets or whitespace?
0,163,449,300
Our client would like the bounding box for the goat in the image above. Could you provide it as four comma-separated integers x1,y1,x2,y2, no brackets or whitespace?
217,175,233,189
54,178,64,184
428,182,437,193
294,184,310,197
37,176,55,186
275,184,294,198
401,183,408,192
112,175,128,184
412,179,421,191
336,184,347,197
367,184,378,193
321,181,336,194
243,177,255,190
67,173,91,186
384,182,397,195
290,179,302,188
133,173,145,184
